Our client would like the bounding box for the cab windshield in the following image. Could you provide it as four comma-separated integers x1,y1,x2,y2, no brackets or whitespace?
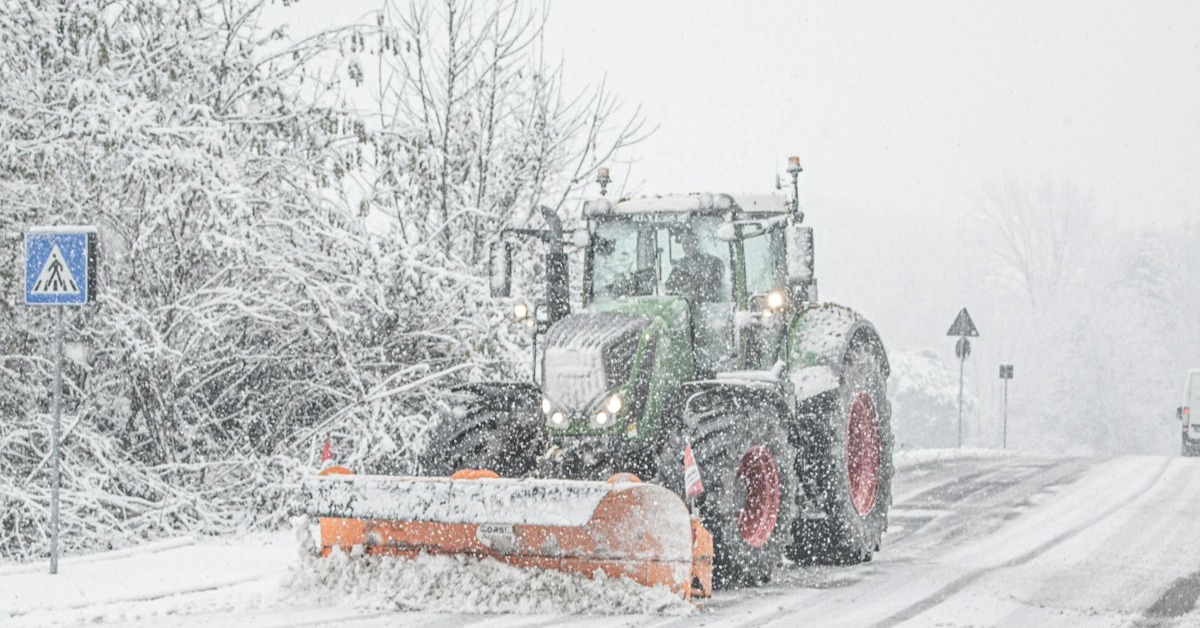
590,215,731,303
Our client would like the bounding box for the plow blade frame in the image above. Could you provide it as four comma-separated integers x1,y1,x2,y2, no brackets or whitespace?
307,472,711,599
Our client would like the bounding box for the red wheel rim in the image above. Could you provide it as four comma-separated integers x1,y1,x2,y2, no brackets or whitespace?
847,391,881,516
736,445,781,547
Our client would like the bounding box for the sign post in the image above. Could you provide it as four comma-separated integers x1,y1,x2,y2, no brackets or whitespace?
999,364,1014,449
947,308,979,448
24,226,98,575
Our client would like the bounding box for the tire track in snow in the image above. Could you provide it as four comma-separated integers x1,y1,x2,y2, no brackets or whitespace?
976,457,1200,626
1141,569,1200,622
5,574,265,619
869,456,1173,628
0,536,197,576
882,456,1085,555
657,454,1071,628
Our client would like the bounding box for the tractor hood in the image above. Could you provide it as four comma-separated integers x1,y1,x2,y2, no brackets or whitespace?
541,297,694,431
542,313,650,414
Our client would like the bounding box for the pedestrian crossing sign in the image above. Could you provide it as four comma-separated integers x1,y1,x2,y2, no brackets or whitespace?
24,227,98,306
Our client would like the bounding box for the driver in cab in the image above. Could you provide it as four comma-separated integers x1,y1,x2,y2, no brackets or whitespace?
666,227,723,302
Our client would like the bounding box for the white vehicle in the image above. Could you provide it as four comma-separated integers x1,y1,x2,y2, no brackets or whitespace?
1178,369,1200,456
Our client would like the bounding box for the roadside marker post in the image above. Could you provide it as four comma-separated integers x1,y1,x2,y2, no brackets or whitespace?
24,226,98,575
947,308,979,448
1000,364,1014,449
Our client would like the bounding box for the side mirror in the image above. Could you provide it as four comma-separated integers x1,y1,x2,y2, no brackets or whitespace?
1179,407,1185,421
786,224,814,283
786,224,816,302
489,240,512,298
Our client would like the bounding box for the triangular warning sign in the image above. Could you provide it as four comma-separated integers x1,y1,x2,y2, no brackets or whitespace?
31,245,80,295
947,308,979,337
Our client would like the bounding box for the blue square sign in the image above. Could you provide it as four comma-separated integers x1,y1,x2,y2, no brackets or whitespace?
24,227,98,306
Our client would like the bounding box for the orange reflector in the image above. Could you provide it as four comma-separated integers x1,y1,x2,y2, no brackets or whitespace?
606,472,642,484
450,468,501,480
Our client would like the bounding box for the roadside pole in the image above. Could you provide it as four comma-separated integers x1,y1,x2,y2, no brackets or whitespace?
947,308,979,449
24,226,98,575
50,306,62,574
957,342,966,447
1000,364,1013,449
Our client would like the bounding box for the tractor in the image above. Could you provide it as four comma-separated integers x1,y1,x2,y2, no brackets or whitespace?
418,158,894,588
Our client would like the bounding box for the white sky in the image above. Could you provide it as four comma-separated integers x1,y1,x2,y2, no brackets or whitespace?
277,1,1200,223
273,0,1200,353
540,1,1200,222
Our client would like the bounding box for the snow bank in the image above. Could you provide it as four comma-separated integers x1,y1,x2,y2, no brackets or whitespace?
893,447,1015,470
308,475,618,526
0,533,287,627
285,519,693,617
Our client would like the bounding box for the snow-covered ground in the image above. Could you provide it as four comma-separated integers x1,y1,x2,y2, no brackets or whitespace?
6,451,1200,627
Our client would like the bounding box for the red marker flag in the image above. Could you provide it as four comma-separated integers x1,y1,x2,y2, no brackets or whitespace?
684,440,704,499
320,435,334,470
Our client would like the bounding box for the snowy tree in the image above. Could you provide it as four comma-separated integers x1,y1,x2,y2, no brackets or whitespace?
298,0,648,465
972,174,1102,310
0,0,647,561
969,174,1200,455
889,349,978,449
0,0,372,558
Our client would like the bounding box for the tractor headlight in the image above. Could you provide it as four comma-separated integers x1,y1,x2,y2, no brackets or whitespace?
512,302,530,321
606,393,624,414
549,411,567,429
749,290,788,315
594,410,610,426
541,398,552,414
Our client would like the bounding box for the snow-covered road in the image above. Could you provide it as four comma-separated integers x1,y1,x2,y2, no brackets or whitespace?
5,451,1200,627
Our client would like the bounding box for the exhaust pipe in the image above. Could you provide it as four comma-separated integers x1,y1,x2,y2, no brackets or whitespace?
541,207,570,325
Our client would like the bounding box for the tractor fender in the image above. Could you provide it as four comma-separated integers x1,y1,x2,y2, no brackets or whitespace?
787,303,890,403
674,379,792,431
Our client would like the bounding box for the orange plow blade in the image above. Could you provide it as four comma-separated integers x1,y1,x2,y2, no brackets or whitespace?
306,472,712,599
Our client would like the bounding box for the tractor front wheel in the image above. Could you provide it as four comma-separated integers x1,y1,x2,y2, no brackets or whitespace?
419,385,546,478
690,397,799,588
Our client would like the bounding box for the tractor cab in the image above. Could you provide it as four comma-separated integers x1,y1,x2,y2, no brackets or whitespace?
587,214,729,304
484,164,819,452
581,193,809,302
579,193,804,376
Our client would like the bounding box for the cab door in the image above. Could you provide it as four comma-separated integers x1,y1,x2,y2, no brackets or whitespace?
738,227,787,307
734,224,788,370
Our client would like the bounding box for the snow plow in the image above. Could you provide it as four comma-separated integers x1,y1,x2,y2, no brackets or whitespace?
307,467,713,599
311,157,892,597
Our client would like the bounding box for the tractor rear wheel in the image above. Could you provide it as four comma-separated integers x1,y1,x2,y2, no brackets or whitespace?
789,341,894,565
419,385,546,478
689,396,799,588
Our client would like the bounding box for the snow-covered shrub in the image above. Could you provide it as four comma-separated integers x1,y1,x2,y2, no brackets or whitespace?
889,349,978,449
0,0,373,559
0,0,639,561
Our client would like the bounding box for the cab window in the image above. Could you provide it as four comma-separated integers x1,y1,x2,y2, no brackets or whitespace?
591,216,731,303
743,228,785,297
